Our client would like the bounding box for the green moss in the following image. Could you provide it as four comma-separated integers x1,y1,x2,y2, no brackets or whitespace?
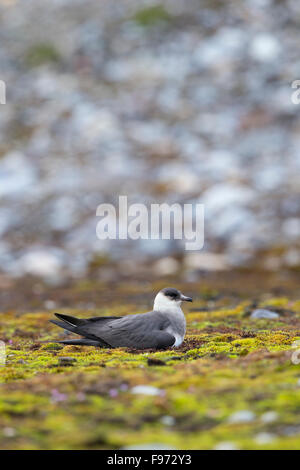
41,343,63,351
132,5,171,27
25,43,61,67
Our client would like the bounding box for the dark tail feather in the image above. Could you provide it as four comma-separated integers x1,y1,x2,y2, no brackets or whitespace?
54,313,84,326
50,319,77,334
57,339,103,347
50,313,113,348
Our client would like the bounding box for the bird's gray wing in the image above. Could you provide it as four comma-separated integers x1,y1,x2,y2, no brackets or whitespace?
77,311,175,349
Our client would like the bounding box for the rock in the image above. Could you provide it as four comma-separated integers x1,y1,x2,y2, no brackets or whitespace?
131,385,163,396
3,427,16,438
160,416,175,426
251,309,279,319
18,249,65,280
282,425,300,437
249,34,280,62
263,256,282,271
204,150,241,179
209,207,255,239
44,300,57,310
137,239,173,257
282,218,300,240
214,441,239,450
185,252,228,271
283,250,300,267
0,151,37,198
260,411,278,423
201,184,255,215
255,432,276,445
0,208,17,237
228,410,256,423
157,164,199,194
254,165,286,191
195,28,246,67
152,257,180,276
49,196,77,231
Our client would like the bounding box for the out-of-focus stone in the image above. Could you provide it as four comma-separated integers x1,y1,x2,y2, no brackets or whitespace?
255,432,276,445
260,411,278,423
249,34,281,62
18,249,65,280
214,441,239,450
152,257,180,276
0,152,37,198
250,309,279,319
228,410,256,423
131,385,163,396
185,252,228,271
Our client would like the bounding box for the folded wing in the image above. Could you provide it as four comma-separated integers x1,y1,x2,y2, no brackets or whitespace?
72,311,175,349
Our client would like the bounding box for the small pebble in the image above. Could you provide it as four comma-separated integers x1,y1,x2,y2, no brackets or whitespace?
282,425,300,437
44,300,57,310
160,416,175,426
214,441,238,450
260,411,278,423
228,410,256,423
255,432,276,445
131,385,163,396
249,34,280,62
250,309,279,319
3,427,16,438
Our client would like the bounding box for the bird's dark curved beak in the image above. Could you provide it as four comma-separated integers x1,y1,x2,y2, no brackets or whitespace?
181,294,193,302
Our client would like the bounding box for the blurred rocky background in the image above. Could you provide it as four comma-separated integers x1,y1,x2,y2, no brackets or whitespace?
0,0,300,284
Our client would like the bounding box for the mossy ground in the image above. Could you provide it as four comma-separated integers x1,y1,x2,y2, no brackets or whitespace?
1,273,300,449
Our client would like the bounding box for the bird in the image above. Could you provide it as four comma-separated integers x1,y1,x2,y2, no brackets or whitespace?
50,287,192,350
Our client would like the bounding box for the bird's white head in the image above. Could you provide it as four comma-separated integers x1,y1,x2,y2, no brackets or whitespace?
153,287,193,313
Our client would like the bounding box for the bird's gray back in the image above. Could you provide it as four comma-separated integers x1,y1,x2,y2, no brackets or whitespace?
78,310,175,349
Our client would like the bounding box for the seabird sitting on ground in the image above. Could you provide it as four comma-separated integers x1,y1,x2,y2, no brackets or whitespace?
50,287,192,350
